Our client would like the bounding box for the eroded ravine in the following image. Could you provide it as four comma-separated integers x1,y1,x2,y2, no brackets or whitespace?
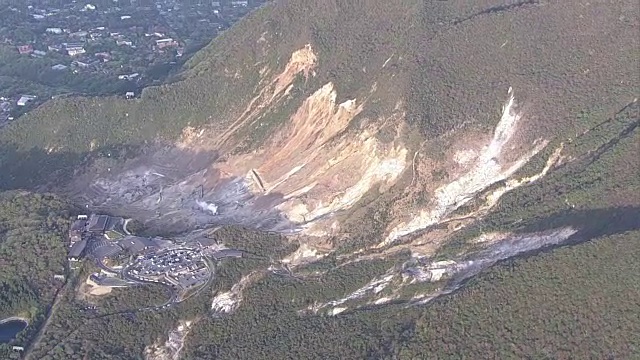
63,45,598,359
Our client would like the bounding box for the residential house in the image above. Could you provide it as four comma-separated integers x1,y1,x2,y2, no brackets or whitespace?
71,30,89,38
17,44,33,55
17,95,36,106
0,102,10,112
72,60,90,68
118,73,140,80
68,47,86,56
95,52,111,61
156,38,177,49
46,27,63,34
65,42,85,49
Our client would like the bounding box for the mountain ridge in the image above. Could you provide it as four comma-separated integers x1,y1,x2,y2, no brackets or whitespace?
0,0,638,358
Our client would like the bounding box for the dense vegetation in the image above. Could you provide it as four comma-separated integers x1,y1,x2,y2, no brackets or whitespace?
399,230,640,359
0,0,637,358
0,192,72,357
3,209,638,359
179,230,640,359
2,0,634,152
0,192,71,318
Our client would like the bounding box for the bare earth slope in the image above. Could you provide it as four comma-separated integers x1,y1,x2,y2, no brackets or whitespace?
1,0,638,276
0,1,638,356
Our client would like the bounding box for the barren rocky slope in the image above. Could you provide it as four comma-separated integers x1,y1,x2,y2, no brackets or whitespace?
3,0,639,302
0,0,638,358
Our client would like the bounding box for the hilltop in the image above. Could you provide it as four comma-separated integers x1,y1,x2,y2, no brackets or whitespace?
1,0,637,249
0,0,638,358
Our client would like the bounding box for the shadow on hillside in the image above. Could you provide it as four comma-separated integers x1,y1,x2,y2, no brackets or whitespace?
350,206,640,315
0,142,301,235
517,205,640,245
0,143,136,191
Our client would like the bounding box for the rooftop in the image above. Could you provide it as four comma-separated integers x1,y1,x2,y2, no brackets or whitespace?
197,237,218,247
68,239,87,258
70,219,86,232
105,216,124,231
87,214,109,233
212,249,243,259
120,236,155,253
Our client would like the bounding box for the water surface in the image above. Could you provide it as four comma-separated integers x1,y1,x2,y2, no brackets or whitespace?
0,319,27,343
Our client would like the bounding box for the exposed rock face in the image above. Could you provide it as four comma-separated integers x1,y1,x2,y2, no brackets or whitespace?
56,0,636,260
35,0,631,323
65,37,603,267
314,227,579,315
144,320,193,360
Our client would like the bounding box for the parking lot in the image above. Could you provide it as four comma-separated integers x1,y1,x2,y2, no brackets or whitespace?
125,248,210,290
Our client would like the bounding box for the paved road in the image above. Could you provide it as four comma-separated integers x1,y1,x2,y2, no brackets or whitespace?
177,255,216,303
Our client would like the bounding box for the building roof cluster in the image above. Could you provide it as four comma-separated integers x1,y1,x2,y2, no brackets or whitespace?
67,214,126,261
120,236,156,254
68,239,87,260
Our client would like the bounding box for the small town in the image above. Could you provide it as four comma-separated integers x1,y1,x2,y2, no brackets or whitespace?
0,0,266,126
67,213,243,306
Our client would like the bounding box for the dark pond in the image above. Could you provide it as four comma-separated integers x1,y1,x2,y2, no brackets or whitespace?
0,319,27,343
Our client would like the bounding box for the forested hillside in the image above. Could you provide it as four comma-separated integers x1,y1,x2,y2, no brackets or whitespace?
1,195,638,359
398,230,640,359
0,0,637,359
0,192,72,356
177,230,640,359
0,192,72,317
1,0,636,154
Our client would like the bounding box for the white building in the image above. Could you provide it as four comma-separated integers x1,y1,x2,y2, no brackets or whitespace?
52,64,68,70
17,95,36,106
118,73,140,80
68,48,86,56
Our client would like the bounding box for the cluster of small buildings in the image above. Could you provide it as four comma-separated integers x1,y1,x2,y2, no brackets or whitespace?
67,213,175,264
3,1,268,78
66,212,246,301
0,0,268,121
127,248,209,290
0,95,38,126
68,214,126,262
